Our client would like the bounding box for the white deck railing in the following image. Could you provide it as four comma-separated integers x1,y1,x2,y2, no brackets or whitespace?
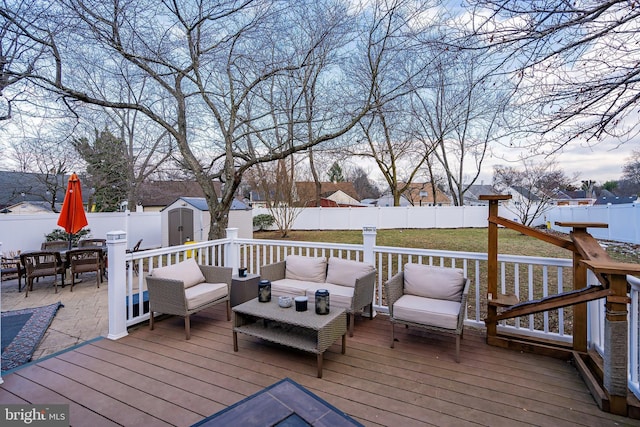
109,227,638,397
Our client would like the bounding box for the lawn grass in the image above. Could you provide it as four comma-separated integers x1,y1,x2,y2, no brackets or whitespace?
254,228,636,263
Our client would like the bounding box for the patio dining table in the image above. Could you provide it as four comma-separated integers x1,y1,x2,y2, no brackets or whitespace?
17,246,107,293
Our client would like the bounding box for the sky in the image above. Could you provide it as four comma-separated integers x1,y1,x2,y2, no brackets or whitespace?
477,138,636,186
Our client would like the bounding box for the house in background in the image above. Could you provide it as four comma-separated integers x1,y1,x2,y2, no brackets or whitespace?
293,182,362,207
595,195,639,205
137,180,210,211
463,184,500,206
367,192,411,207
0,171,74,213
399,182,451,206
3,201,64,214
549,189,595,206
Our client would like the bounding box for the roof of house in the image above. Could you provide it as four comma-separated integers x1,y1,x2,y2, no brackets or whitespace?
464,184,499,200
294,182,360,204
138,181,215,207
510,185,541,202
4,200,64,213
0,171,77,209
594,195,638,205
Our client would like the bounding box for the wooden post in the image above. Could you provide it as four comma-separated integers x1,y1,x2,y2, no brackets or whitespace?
572,251,588,352
555,222,609,353
582,260,640,416
480,195,511,339
605,273,629,415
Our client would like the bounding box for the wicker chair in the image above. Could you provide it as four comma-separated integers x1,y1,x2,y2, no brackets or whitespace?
67,248,103,291
385,263,470,363
78,239,107,279
146,259,232,339
1,257,25,291
41,240,70,251
19,251,66,297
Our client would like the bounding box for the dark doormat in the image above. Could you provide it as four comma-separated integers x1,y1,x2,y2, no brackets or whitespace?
192,378,363,427
1,302,63,371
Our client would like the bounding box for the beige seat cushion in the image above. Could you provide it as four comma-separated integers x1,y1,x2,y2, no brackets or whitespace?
185,282,228,310
393,294,460,330
271,279,310,297
403,263,466,302
325,257,375,288
304,283,355,310
150,258,205,288
285,255,327,283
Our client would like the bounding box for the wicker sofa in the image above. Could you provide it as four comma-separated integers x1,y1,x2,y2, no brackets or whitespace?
385,263,470,362
145,258,232,339
261,255,376,336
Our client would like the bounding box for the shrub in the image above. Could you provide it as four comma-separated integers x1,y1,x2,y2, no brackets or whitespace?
253,214,275,231
45,228,91,246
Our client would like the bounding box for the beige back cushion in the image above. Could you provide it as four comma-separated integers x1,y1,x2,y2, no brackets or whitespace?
325,257,375,287
151,258,205,288
403,263,465,301
285,255,327,283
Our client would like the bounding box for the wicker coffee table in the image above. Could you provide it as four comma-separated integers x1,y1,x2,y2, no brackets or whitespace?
232,298,347,378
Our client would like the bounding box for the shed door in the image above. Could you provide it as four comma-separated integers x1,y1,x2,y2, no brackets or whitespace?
168,208,194,246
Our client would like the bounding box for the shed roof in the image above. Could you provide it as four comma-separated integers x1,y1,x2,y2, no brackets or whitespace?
163,196,250,211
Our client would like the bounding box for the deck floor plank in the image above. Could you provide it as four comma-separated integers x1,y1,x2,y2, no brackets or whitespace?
1,305,639,427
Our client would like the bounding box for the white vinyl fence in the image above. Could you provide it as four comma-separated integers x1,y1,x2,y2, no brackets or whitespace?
548,203,640,244
0,211,161,255
1,202,638,256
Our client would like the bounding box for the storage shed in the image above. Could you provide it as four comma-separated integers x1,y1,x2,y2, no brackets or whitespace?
161,197,253,246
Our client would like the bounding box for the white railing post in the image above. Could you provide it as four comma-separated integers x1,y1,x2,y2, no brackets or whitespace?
225,227,240,274
362,226,377,265
362,226,377,315
107,230,128,340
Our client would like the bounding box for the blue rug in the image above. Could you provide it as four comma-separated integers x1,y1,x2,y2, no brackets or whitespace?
1,302,63,372
193,378,363,427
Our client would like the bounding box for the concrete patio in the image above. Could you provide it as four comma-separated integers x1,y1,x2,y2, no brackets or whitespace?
1,273,108,361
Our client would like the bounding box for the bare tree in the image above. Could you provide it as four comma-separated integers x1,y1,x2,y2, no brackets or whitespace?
410,44,510,206
346,166,381,200
0,0,51,122
492,161,571,226
622,150,640,186
349,0,441,206
246,157,302,237
3,0,406,238
9,128,81,211
468,0,640,149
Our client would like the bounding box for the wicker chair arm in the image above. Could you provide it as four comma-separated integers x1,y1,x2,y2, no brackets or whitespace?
146,276,188,315
260,261,286,281
456,278,470,333
199,265,232,286
352,269,376,311
384,272,405,317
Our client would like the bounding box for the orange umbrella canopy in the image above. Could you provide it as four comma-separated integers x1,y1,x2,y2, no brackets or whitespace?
57,173,88,235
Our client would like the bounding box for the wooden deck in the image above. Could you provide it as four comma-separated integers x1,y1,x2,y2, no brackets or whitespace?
1,305,639,427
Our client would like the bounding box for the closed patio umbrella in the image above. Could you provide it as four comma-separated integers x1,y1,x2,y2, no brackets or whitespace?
57,173,89,249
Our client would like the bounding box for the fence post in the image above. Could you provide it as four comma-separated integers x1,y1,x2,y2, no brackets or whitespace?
362,226,377,315
362,226,377,264
107,230,128,340
225,227,240,274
